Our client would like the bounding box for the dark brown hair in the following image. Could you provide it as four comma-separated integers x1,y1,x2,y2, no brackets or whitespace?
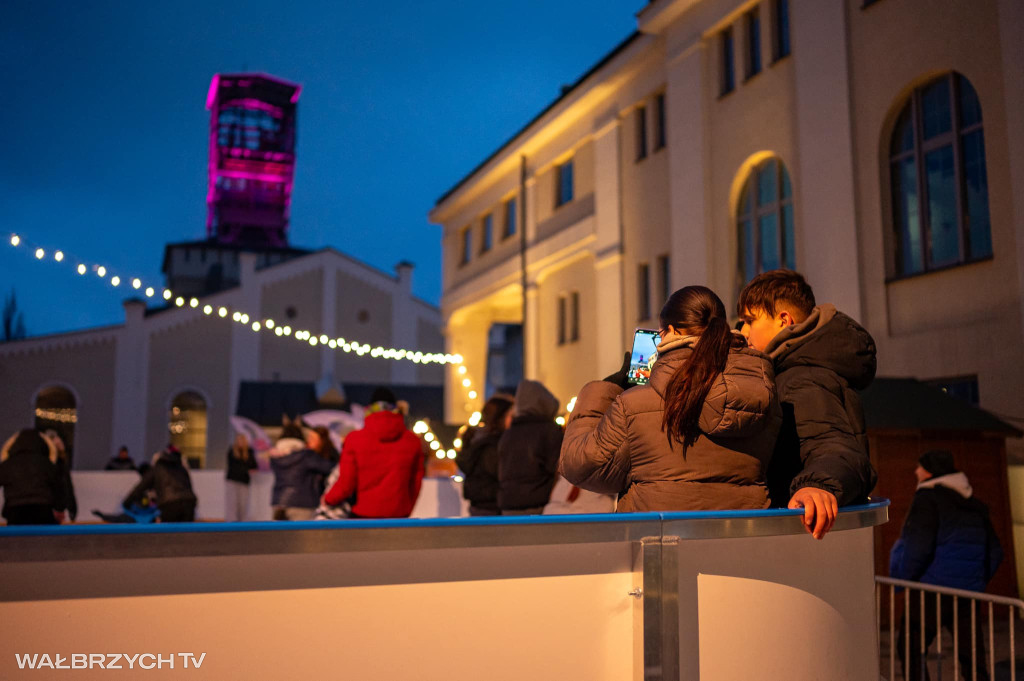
737,269,815,321
480,395,514,436
311,425,339,462
660,286,741,451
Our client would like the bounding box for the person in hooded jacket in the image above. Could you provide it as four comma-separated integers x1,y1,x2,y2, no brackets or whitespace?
498,380,565,514
322,388,425,519
890,450,1002,681
456,394,514,516
270,421,336,521
738,269,878,539
561,286,781,512
123,444,198,522
0,429,63,525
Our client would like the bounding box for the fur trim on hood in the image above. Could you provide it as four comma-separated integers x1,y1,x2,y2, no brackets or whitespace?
270,437,307,458
918,471,973,498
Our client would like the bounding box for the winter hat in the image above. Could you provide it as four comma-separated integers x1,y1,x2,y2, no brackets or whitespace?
919,450,958,478
370,387,397,405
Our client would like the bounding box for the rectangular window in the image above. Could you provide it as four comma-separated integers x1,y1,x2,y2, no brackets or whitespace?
556,159,574,207
638,263,651,322
654,93,667,151
460,226,472,265
657,254,671,309
745,8,761,79
503,197,517,239
773,0,791,60
720,27,735,95
635,105,648,161
557,295,567,345
481,213,493,254
570,291,580,343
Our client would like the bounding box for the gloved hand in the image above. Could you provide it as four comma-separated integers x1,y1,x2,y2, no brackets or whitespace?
603,352,631,390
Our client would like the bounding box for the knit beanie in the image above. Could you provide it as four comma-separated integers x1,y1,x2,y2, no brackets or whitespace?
919,450,958,478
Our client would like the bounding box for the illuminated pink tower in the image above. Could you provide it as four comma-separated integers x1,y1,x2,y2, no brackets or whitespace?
206,73,301,247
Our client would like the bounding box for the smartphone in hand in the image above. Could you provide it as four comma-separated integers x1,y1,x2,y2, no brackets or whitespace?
627,328,660,386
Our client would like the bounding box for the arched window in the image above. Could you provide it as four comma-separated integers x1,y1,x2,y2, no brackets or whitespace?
169,391,207,468
889,73,991,277
737,157,795,286
34,385,77,465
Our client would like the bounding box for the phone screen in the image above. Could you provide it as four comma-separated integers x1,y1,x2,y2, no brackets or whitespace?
627,329,660,386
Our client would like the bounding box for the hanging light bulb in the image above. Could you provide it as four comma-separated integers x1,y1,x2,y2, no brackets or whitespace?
468,411,482,426
265,319,275,329
175,297,185,307
446,450,456,460
462,378,471,388
145,287,155,297
252,321,261,331
424,432,435,442
54,251,64,262
468,390,478,399
163,289,172,300
110,276,120,287
413,421,428,434
218,307,227,318
97,266,106,277
35,248,45,259
77,264,87,275
434,451,445,460
131,278,141,289
189,298,198,308
203,305,213,315
9,235,20,246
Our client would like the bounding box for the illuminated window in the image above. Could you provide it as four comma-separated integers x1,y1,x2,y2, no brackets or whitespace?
635,105,648,161
481,213,493,253
889,73,991,277
638,263,651,322
737,158,795,286
744,8,761,79
654,93,667,151
556,159,574,207
503,197,517,239
720,27,735,95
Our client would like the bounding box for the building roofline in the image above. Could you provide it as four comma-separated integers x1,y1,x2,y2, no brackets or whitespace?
432,30,642,209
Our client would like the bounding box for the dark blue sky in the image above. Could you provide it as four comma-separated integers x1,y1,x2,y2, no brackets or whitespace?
0,0,640,337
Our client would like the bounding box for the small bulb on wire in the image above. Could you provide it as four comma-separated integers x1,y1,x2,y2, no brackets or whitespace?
77,264,87,275
131,278,141,289
110,276,120,287
10,235,20,246
35,248,45,259
54,251,64,262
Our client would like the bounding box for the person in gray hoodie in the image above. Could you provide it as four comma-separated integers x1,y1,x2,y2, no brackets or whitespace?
497,380,563,514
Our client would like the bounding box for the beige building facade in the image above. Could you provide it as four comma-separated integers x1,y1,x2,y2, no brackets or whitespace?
431,0,1024,439
0,250,444,471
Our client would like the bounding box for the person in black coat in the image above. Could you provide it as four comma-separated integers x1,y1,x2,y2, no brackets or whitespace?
497,380,563,515
738,270,878,539
0,429,62,525
123,445,198,522
456,395,514,516
105,446,137,471
890,450,1002,681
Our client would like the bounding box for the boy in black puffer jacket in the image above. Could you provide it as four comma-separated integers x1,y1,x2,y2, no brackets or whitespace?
738,270,878,539
497,380,563,515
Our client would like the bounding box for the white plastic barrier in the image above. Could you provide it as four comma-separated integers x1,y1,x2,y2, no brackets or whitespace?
0,471,468,523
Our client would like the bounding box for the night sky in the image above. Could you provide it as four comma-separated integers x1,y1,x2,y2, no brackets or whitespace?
0,0,640,337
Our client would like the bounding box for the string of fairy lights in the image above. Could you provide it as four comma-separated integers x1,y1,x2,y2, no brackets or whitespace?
5,232,579,456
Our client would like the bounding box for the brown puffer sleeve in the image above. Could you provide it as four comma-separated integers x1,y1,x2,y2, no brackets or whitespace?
559,380,632,495
698,350,781,438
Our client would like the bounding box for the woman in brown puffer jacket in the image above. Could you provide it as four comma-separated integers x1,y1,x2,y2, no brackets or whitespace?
560,286,781,512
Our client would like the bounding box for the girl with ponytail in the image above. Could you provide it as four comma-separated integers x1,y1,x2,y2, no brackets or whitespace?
560,286,782,512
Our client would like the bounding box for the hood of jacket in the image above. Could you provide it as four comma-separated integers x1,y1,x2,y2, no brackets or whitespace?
1,429,57,465
764,304,877,389
649,334,778,438
363,409,408,443
919,471,973,498
514,380,559,420
269,437,307,463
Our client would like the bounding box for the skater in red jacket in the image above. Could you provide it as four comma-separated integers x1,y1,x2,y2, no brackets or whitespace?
322,388,425,518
